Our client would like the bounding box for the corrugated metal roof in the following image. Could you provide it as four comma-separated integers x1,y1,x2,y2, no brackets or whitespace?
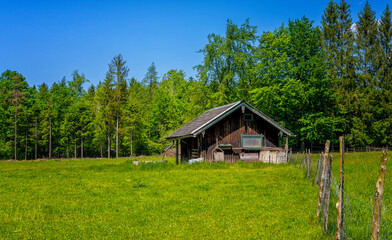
165,100,294,140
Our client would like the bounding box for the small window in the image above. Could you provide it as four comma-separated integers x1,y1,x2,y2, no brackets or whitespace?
243,113,254,121
241,134,263,149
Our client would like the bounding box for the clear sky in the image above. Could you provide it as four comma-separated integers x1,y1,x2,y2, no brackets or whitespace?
1,0,390,87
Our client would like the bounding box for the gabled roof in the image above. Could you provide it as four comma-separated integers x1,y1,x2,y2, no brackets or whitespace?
165,100,294,140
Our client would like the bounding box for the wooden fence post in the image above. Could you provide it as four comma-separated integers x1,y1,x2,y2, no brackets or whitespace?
307,149,312,179
299,152,303,168
370,149,388,240
317,152,323,185
314,155,321,185
302,151,307,170
323,154,333,233
336,136,344,240
317,140,330,217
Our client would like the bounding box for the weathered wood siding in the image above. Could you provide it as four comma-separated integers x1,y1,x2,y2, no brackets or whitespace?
197,108,281,162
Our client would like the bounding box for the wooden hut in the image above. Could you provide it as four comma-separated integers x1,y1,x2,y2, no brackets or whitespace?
165,100,294,164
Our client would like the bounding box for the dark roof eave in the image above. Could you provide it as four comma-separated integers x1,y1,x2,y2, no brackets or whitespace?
245,103,294,137
165,134,193,141
164,100,295,140
191,101,294,137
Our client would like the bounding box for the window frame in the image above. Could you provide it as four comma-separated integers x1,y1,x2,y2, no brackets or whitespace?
243,113,254,121
241,134,264,149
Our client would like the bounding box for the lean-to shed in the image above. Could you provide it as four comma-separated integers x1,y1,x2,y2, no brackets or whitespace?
165,100,294,164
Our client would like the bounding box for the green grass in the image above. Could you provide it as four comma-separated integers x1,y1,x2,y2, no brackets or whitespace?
296,151,392,239
0,152,389,239
0,157,324,239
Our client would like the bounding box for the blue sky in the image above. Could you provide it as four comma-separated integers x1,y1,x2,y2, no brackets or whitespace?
1,0,390,87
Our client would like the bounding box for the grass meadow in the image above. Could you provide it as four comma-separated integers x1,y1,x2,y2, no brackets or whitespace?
0,151,390,239
321,151,391,239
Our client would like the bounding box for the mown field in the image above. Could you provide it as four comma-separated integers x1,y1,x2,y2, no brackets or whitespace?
0,152,390,239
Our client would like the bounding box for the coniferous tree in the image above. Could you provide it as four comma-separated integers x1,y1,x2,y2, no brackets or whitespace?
107,54,129,158
321,0,356,144
0,72,13,159
348,0,379,146
7,71,28,160
321,0,339,89
19,87,37,160
95,74,116,158
29,86,40,159
356,0,379,87
123,78,147,156
376,4,392,145
151,70,188,149
379,5,392,90
143,62,159,144
337,0,355,85
84,84,96,157
52,78,72,158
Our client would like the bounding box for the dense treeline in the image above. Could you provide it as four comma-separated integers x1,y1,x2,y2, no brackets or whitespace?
1,0,391,160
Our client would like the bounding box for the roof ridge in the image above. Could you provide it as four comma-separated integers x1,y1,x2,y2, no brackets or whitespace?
165,100,293,140
204,100,242,112
190,101,242,135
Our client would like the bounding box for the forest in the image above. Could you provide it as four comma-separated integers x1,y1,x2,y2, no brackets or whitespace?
1,0,391,160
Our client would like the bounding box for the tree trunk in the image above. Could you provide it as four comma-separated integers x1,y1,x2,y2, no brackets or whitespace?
149,82,151,141
107,127,111,158
66,138,69,159
35,118,37,160
49,118,52,159
100,139,103,158
25,126,28,160
81,123,84,159
130,129,133,157
74,135,77,158
116,111,119,158
14,102,18,160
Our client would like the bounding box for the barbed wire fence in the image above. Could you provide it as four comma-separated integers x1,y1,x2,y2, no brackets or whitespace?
289,140,390,239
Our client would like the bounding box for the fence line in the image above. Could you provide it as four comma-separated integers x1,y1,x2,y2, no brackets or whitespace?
292,140,390,239
291,146,392,154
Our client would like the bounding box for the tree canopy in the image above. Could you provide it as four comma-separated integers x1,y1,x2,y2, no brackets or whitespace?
1,1,391,159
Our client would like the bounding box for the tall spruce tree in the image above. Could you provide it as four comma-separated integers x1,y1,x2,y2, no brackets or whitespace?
379,5,392,90
356,0,379,87
348,0,379,146
1,71,28,160
321,0,339,89
107,54,129,158
143,62,158,142
95,74,116,158
376,4,392,145
337,0,355,85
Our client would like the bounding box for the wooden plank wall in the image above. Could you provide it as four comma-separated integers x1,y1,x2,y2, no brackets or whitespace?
197,108,281,163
